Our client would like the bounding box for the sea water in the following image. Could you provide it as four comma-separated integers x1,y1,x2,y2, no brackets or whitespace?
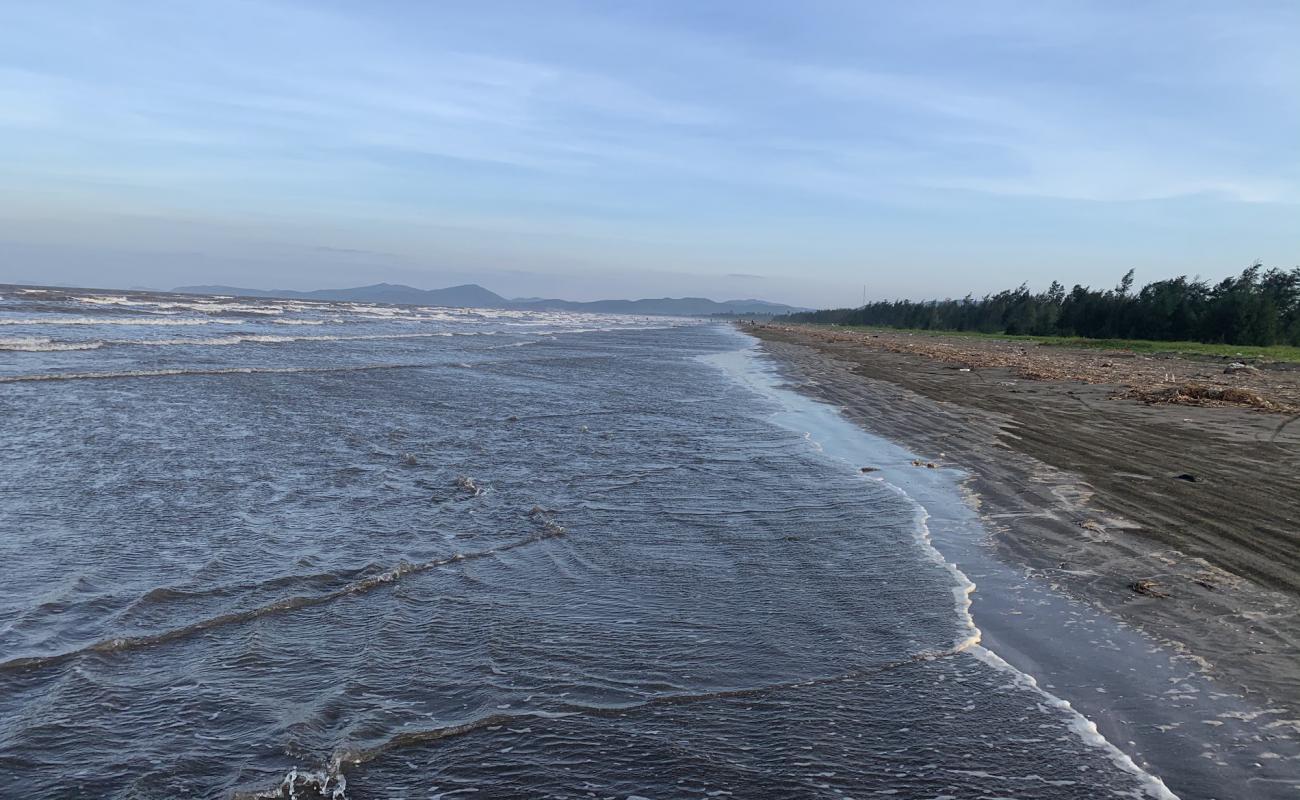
1,287,1172,798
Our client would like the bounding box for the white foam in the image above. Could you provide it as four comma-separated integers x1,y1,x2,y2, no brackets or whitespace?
75,295,133,305
125,332,456,347
0,364,418,383
0,316,240,326
5,331,461,351
971,645,1178,799
0,336,102,352
71,294,279,314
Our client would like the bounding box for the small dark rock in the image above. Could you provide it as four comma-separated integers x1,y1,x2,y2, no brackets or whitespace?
1174,473,1198,482
859,466,880,473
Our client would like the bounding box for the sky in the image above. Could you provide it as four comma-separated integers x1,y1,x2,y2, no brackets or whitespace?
0,1,1297,307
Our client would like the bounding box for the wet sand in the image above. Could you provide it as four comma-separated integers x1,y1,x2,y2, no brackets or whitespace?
745,323,1300,716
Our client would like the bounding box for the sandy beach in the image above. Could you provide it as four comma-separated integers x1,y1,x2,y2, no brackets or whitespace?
746,323,1300,715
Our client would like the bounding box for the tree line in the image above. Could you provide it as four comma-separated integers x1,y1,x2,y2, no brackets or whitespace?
783,264,1300,347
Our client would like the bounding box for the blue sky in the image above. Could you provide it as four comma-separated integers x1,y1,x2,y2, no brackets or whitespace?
1,1,1296,306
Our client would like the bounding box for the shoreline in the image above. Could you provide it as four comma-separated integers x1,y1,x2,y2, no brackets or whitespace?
735,323,1300,797
705,338,1178,798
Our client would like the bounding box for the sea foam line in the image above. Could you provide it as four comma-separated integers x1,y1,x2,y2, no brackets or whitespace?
0,331,459,352
0,316,241,326
0,336,103,352
0,364,427,383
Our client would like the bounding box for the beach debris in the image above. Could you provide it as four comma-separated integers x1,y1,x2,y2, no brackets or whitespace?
1080,520,1105,532
1124,383,1285,412
248,764,347,799
1131,579,1170,598
455,475,483,497
1224,362,1259,374
526,506,567,537
1191,566,1243,592
859,466,880,473
1173,473,1199,482
759,324,1299,412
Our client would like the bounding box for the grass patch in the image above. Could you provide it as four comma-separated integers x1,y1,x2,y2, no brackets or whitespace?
821,325,1300,362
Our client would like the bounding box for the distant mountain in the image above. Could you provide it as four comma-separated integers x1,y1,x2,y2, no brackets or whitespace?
512,297,806,316
173,282,509,308
172,283,803,316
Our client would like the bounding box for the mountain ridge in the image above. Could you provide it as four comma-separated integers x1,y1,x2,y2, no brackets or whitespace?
172,282,805,316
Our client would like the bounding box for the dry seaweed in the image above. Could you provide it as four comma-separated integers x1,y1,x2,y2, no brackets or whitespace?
753,324,1300,413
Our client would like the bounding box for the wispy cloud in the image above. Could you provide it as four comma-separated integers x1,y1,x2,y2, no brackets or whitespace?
0,0,1296,303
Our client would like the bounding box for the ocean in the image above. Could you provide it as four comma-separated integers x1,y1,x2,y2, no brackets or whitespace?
0,286,1171,798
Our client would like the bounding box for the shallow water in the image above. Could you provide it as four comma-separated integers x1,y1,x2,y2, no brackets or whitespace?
717,339,1300,799
1,287,1173,798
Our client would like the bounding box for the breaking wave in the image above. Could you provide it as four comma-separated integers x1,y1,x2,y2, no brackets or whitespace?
0,332,459,354
0,316,240,326
0,337,103,352
0,364,425,383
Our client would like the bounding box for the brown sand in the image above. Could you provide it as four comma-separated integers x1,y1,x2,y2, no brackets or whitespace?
746,323,1300,711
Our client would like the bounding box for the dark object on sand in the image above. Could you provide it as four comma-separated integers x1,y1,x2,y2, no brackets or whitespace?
1174,473,1199,482
1131,579,1170,598
860,466,880,473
